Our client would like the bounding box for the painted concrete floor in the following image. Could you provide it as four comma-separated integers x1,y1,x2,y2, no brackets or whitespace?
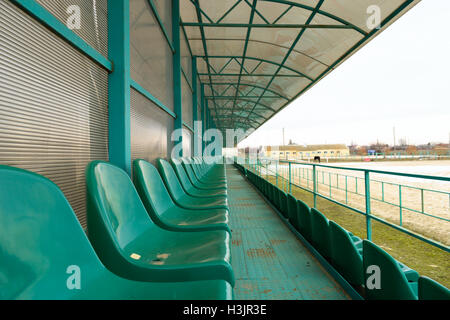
227,166,350,300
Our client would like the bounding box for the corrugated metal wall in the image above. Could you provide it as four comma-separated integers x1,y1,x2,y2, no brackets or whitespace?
36,0,108,57
130,0,174,111
130,88,174,164
0,0,109,228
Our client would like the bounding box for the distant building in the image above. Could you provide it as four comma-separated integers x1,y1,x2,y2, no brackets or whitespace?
264,144,350,159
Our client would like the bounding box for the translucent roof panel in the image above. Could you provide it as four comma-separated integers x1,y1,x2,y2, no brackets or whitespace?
180,0,421,137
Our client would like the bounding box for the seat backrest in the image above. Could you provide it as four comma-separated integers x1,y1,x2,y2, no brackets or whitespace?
362,240,417,300
86,161,155,251
418,276,450,300
329,221,363,286
297,199,312,241
310,208,331,258
0,165,101,299
156,158,187,201
279,191,288,218
190,158,203,179
133,159,176,221
181,158,199,185
287,194,298,227
170,158,195,193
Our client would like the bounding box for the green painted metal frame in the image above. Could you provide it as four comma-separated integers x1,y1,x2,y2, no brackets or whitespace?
130,80,176,118
11,0,112,72
260,158,450,253
206,82,288,100
147,0,175,53
240,0,416,139
182,22,356,29
192,0,219,125
198,55,312,79
230,0,257,130
243,0,324,127
185,0,415,136
107,0,131,175
172,0,183,157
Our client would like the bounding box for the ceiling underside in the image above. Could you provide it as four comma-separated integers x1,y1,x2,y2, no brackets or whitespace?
180,0,420,140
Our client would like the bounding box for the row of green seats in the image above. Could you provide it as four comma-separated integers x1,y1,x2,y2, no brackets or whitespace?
0,158,233,300
238,163,449,300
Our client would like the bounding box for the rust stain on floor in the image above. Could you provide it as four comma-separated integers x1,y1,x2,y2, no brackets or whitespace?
270,239,287,245
232,239,242,246
246,247,276,258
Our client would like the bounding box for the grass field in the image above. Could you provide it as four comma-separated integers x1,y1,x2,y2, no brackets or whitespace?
264,175,449,288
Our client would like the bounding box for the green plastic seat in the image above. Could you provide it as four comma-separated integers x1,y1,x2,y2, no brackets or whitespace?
86,161,234,286
192,157,227,184
182,158,227,190
287,194,299,228
157,159,229,211
197,157,226,180
418,276,450,300
273,187,281,209
296,200,312,242
132,159,230,234
263,180,269,198
0,165,232,300
278,190,288,219
329,221,364,286
170,158,227,198
362,240,418,300
310,208,331,259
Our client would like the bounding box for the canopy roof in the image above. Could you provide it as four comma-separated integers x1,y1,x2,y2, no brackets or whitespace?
180,0,420,140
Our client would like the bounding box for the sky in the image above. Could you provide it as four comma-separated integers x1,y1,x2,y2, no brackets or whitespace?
238,0,450,148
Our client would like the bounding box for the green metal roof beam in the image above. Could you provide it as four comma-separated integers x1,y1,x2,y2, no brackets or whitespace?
205,82,288,99
216,110,268,121
244,0,270,24
231,0,258,132
260,0,368,35
244,0,324,126
196,55,313,80
181,22,356,29
273,4,292,24
188,0,213,23
200,73,303,77
147,0,175,53
205,95,281,99
193,0,220,123
244,0,415,137
216,0,243,24
217,115,263,125
206,97,276,112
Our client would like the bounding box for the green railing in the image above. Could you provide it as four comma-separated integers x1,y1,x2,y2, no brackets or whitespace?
241,157,450,253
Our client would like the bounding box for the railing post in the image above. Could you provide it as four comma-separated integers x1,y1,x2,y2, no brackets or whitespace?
345,175,348,204
365,170,372,240
289,162,292,194
275,160,278,187
313,164,317,208
329,172,332,198
399,185,403,226
421,188,424,213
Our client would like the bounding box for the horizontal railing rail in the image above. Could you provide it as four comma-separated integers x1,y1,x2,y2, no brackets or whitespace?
239,157,450,253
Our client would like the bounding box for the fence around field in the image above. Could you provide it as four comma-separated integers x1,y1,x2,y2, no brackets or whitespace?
240,157,450,251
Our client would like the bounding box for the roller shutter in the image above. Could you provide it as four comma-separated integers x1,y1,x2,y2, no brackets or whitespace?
0,0,109,228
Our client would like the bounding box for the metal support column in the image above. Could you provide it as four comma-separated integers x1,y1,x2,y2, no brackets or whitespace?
108,0,131,174
172,0,182,157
